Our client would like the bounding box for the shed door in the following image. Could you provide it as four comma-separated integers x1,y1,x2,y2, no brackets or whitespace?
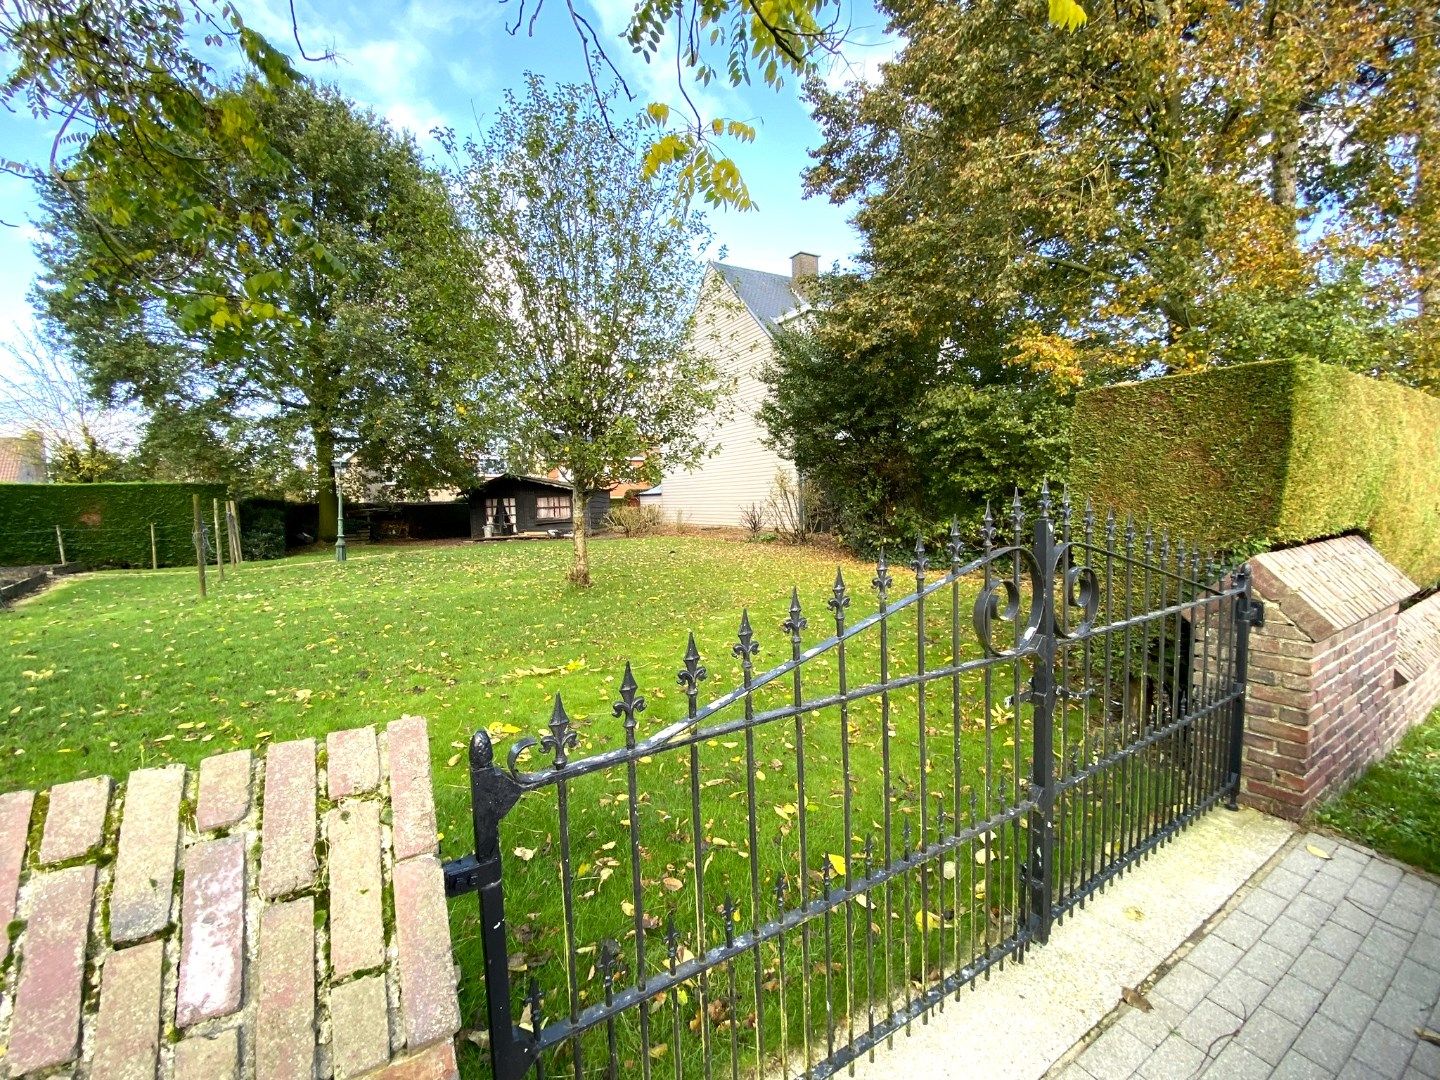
484,498,517,533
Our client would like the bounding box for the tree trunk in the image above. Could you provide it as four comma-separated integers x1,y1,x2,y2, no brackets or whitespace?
315,426,338,543
567,482,591,587
1417,17,1439,324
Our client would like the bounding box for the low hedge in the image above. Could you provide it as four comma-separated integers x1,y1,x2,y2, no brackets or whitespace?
1069,358,1440,585
0,482,227,569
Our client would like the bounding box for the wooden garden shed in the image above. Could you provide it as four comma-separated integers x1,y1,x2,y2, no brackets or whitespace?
467,475,609,539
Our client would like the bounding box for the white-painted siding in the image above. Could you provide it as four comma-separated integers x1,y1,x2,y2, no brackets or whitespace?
662,269,796,527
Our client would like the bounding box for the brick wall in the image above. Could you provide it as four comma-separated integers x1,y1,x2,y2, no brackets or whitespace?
0,717,460,1079
1239,538,1440,820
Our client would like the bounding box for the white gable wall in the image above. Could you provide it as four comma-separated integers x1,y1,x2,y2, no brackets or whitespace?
661,270,796,527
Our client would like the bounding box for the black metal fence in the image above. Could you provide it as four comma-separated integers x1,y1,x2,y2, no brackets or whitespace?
443,486,1261,1079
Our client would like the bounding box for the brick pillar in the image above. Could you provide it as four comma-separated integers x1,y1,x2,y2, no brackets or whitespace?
1238,537,1416,820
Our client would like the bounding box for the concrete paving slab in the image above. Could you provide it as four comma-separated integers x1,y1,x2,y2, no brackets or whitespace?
845,808,1294,1080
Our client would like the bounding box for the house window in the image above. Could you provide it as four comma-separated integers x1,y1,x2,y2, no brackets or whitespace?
535,494,571,521
485,498,517,533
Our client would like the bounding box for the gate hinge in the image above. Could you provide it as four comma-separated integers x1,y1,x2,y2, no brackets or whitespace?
442,853,483,898
1244,598,1265,629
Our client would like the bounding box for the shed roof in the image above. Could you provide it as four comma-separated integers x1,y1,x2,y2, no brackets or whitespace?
711,262,802,334
470,473,572,493
1396,592,1440,684
1250,535,1417,641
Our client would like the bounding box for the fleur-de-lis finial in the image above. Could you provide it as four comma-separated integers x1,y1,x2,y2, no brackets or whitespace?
677,632,708,697
936,804,947,842
782,587,807,641
525,978,544,1040
912,536,929,577
969,790,978,824
1105,507,1116,544
873,549,892,598
1038,478,1052,521
1143,523,1155,556
902,818,912,858
664,913,680,970
722,895,737,947
982,503,995,551
733,609,759,665
773,871,787,908
1124,514,1137,547
541,694,578,769
598,939,619,999
827,568,849,620
612,662,646,746
947,519,964,567
1060,484,1072,526
821,856,833,897
1083,498,1095,534
863,834,874,875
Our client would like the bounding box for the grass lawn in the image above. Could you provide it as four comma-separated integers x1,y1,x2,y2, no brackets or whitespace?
1316,707,1440,875
0,534,1195,1078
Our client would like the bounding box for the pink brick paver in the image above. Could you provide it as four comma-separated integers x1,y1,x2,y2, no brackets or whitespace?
196,749,253,831
330,974,391,1079
176,835,246,1028
175,1028,241,1080
375,1041,460,1080
0,789,33,963
110,764,185,943
38,774,110,864
328,725,380,800
393,854,461,1049
388,717,439,861
261,738,317,899
328,800,385,979
256,897,316,1080
6,864,96,1074
90,940,164,1080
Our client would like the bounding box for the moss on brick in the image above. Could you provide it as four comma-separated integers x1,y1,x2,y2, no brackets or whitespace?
1069,359,1440,585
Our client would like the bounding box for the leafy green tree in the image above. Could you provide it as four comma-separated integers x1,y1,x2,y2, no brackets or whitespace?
37,78,496,539
451,77,723,586
48,432,133,483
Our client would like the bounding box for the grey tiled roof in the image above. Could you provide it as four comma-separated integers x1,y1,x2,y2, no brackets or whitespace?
711,262,802,334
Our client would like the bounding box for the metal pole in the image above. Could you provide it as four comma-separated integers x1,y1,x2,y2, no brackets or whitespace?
1028,497,1057,945
334,464,347,563
1226,563,1255,810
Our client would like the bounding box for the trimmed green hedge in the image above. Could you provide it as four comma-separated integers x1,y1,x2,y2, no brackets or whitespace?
1069,358,1440,585
0,482,227,569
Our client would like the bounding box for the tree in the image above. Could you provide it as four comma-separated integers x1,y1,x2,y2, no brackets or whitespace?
0,328,136,464
451,77,724,586
803,0,1405,384
36,78,496,539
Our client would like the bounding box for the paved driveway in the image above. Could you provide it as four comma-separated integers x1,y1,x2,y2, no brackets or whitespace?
1057,834,1440,1079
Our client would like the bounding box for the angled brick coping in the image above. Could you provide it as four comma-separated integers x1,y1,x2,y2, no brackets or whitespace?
0,718,460,1079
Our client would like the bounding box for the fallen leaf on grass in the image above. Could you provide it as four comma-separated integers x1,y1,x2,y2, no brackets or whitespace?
513,846,536,862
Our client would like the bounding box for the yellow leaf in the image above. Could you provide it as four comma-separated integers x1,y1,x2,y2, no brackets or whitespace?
827,853,846,877
1048,0,1088,32
915,910,943,932
1305,844,1332,861
942,861,957,881
1124,905,1145,921
853,893,869,909
513,846,536,862
649,1044,668,1059
974,848,989,865
974,880,986,900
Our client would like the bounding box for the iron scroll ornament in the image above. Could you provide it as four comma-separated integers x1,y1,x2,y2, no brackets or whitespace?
971,541,1100,659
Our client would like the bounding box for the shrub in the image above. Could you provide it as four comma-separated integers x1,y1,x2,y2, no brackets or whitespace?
767,471,830,543
604,503,664,537
239,505,286,561
1069,358,1440,585
739,502,768,539
0,482,227,569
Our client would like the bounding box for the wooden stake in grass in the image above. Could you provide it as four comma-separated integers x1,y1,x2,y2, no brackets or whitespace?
150,522,158,570
54,525,66,566
192,495,207,598
212,499,226,580
227,500,243,565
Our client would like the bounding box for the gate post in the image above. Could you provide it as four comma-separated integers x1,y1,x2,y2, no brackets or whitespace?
444,730,533,1079
1226,564,1259,810
1028,496,1058,945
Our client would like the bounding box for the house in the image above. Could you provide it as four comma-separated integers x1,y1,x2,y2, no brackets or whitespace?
0,434,46,483
467,474,609,539
658,253,812,527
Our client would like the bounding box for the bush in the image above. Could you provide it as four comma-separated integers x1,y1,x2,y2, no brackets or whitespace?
1069,358,1440,585
604,503,664,537
739,502,768,539
239,505,286,561
0,482,227,569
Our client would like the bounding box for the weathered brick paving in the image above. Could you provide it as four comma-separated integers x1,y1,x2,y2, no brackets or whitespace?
0,716,461,1079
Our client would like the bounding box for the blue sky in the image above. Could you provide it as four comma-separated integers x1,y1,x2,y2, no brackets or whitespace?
0,0,898,376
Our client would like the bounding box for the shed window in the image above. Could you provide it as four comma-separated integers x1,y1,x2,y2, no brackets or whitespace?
535,494,571,521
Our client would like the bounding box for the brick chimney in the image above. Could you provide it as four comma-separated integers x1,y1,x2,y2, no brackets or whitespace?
790,251,819,280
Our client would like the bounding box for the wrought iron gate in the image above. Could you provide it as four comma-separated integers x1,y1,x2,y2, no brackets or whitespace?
443,486,1260,1079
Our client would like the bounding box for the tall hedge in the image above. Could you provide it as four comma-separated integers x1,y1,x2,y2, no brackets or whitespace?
1069,358,1440,585
0,482,227,569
